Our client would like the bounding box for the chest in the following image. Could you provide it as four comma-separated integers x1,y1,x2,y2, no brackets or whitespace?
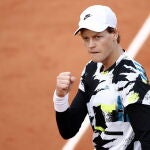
86,71,126,122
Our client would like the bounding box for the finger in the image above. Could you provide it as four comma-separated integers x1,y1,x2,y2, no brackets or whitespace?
70,76,76,83
57,83,69,90
57,75,71,82
59,72,71,77
57,79,70,86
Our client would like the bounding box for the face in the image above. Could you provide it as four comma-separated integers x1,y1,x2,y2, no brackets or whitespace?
80,29,118,68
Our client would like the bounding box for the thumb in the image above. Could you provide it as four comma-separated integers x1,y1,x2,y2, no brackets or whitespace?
70,76,76,84
68,76,76,93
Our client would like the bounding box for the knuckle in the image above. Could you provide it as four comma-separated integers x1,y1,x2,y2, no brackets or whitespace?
60,72,71,77
60,85,68,90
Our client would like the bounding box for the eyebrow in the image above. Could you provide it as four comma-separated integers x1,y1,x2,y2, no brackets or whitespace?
81,32,103,38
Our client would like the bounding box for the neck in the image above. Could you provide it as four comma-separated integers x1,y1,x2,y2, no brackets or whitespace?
103,45,123,71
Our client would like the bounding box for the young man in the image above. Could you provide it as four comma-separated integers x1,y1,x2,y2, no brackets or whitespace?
53,5,150,149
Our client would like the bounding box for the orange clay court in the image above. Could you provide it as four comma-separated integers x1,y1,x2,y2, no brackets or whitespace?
0,0,149,150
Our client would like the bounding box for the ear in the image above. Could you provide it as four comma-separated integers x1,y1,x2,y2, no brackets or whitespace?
112,29,118,41
114,33,118,40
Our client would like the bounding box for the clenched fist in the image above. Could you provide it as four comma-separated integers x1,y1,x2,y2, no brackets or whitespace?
56,72,76,97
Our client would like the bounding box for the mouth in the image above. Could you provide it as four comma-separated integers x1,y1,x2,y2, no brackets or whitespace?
90,52,100,54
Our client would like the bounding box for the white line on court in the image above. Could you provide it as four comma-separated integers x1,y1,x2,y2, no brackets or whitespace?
127,15,150,57
62,15,150,150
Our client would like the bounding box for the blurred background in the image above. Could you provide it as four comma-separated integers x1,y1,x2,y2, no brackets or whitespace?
0,0,149,149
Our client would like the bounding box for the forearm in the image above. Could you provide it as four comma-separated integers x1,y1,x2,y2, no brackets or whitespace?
53,90,87,139
56,109,82,139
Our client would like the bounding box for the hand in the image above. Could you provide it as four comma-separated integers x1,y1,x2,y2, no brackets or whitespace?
56,72,76,97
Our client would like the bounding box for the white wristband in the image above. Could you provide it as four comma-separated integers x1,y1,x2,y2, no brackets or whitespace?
53,90,69,112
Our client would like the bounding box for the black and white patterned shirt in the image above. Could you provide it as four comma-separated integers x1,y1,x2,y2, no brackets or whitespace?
55,51,150,150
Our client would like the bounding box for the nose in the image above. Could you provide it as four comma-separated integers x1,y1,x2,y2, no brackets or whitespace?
88,39,96,49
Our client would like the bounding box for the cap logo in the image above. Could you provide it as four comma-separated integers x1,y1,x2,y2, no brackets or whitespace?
84,14,92,20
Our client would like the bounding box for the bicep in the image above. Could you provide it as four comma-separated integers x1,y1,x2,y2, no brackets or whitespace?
121,79,150,106
124,81,150,141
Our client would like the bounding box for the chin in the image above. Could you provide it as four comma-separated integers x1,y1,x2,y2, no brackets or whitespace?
91,57,102,63
90,55,103,63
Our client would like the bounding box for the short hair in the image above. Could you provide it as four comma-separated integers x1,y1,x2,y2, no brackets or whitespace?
106,27,120,43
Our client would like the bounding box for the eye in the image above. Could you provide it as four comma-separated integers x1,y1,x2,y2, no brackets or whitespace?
95,35,103,40
82,36,89,42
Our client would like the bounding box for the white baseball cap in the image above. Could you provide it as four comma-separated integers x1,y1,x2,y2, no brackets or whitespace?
74,5,117,35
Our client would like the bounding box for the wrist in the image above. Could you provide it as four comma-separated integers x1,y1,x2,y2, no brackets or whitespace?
56,90,67,98
53,90,69,112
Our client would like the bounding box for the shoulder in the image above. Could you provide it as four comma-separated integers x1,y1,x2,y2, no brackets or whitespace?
114,54,148,82
120,54,146,75
81,60,99,77
115,52,145,73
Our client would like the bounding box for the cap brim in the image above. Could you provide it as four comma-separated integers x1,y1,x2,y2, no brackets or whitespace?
74,28,81,35
74,25,108,36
